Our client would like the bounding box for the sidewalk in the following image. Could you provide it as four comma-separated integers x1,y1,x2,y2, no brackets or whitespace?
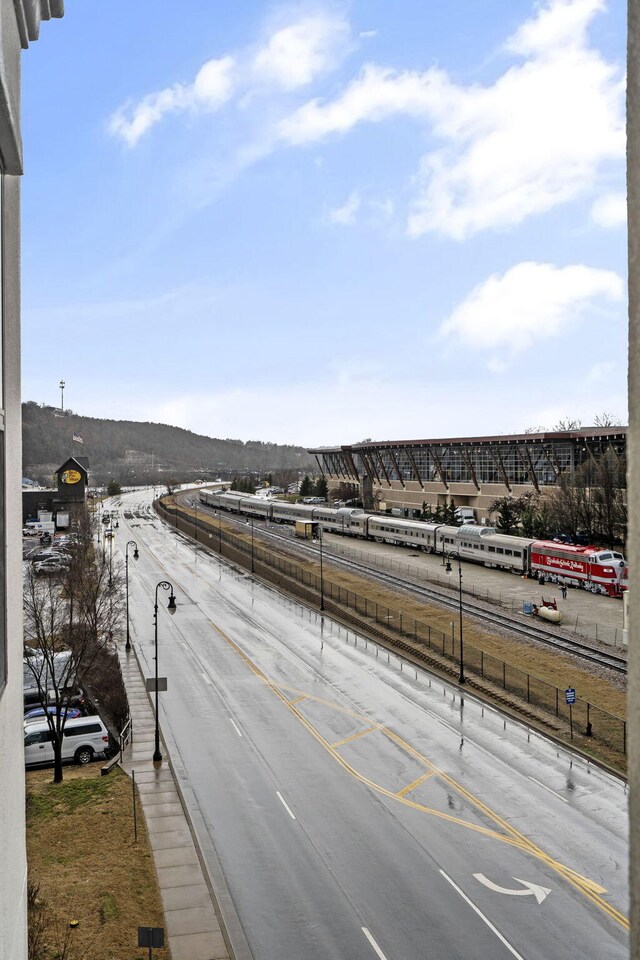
117,649,232,960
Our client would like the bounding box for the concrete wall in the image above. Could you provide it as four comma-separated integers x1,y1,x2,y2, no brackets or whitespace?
0,5,63,960
629,3,639,955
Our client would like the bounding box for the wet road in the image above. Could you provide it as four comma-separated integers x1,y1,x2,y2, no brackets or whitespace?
111,489,628,960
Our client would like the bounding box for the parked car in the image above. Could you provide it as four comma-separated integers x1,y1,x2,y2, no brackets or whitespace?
24,715,110,767
28,549,67,564
24,705,83,721
34,557,69,575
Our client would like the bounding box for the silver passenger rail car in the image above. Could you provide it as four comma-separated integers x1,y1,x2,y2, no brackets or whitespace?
438,524,531,574
365,515,440,551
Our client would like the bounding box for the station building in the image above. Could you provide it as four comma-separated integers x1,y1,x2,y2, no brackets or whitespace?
309,426,627,520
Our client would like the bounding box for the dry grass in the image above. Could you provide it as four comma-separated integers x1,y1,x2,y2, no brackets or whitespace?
26,765,168,960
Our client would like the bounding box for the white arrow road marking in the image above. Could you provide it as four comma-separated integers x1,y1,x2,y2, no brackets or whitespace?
474,873,551,904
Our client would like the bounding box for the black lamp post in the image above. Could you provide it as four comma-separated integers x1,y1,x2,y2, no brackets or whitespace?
250,518,255,573
153,581,177,762
445,552,464,684
125,540,139,652
318,523,325,612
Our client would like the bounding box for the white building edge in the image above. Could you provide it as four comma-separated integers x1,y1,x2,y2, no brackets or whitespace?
0,3,63,960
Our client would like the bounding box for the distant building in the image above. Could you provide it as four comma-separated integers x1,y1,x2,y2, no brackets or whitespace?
0,7,64,960
309,427,627,519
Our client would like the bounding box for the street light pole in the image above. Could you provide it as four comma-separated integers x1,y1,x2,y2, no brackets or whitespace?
319,523,325,612
153,581,177,762
445,552,464,684
125,540,139,652
251,518,255,573
59,379,65,414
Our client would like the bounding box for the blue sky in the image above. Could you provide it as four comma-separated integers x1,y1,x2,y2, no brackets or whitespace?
22,0,626,446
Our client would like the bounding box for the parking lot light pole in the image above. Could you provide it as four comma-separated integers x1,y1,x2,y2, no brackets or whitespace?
125,541,139,653
153,581,177,762
319,524,325,612
445,552,464,684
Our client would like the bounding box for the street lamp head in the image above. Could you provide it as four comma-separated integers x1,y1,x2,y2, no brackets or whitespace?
445,559,452,574
167,593,177,615
133,547,139,560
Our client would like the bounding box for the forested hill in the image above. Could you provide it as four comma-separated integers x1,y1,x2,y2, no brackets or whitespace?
22,402,314,485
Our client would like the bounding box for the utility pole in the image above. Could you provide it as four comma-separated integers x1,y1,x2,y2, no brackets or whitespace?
59,379,65,414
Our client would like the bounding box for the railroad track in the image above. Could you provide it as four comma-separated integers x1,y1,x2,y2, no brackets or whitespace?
182,497,628,676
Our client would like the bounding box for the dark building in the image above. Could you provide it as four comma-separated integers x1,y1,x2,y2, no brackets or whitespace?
23,456,88,526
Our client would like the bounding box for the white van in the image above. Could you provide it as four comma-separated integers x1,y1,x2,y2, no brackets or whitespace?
24,715,110,767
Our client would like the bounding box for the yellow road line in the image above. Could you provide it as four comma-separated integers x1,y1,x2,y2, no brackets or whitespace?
141,537,627,938
396,772,435,798
332,726,378,748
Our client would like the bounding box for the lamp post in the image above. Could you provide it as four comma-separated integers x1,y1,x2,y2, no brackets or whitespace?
250,518,255,573
445,552,464,684
59,379,65,414
105,528,114,588
318,523,325,612
125,540,139,652
153,581,177,762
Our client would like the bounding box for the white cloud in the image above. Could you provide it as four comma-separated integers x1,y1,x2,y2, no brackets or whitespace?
109,11,351,147
277,0,623,239
278,63,447,143
591,192,627,227
440,261,623,360
327,190,361,224
252,14,351,90
359,30,378,39
108,57,235,147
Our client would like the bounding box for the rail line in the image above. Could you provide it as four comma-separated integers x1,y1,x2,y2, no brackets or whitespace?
182,496,627,676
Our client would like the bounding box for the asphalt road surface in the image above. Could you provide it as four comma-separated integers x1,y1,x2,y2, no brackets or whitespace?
110,488,628,960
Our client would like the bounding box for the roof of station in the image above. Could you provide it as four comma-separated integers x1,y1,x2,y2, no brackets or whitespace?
308,426,627,454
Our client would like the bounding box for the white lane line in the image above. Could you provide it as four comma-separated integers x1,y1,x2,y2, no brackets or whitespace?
361,927,389,960
229,718,243,737
528,776,569,803
200,672,212,685
276,791,296,820
440,870,526,960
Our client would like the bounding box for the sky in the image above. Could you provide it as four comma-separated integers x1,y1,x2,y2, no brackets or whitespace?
21,0,627,447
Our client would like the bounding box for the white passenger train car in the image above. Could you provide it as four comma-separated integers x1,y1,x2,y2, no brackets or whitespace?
366,515,439,551
438,525,529,574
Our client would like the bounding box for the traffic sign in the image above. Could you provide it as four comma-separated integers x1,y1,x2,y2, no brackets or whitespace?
565,688,576,705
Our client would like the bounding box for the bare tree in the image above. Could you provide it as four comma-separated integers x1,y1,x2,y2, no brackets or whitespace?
553,418,582,432
23,509,123,783
593,411,623,427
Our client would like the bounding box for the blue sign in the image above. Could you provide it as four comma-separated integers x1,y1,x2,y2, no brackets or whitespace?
565,688,576,705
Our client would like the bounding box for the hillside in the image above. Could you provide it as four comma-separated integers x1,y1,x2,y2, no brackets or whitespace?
22,402,315,486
